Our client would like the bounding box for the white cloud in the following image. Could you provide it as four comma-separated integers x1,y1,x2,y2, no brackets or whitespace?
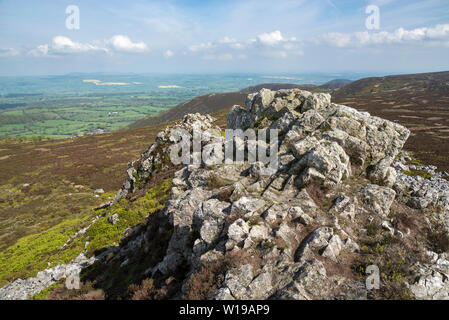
0,47,20,57
187,30,302,61
164,49,174,57
321,24,449,48
219,37,245,49
52,36,106,53
189,42,214,52
321,32,352,48
29,35,148,56
28,44,49,57
109,35,147,53
257,30,284,46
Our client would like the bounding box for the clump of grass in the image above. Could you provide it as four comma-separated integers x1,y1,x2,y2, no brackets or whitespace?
406,159,423,166
205,174,234,190
254,116,277,129
319,122,332,133
28,282,63,300
402,169,432,179
367,222,381,237
426,225,449,254
245,216,262,227
354,242,415,300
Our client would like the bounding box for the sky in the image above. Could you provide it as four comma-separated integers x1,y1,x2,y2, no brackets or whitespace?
0,0,448,76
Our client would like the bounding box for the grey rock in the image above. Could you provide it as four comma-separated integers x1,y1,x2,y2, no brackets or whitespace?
108,213,119,225
358,184,396,217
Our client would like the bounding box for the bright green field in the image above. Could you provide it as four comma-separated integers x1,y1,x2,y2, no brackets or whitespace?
0,95,175,138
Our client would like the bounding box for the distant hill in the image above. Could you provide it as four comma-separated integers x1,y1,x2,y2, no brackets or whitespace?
333,71,449,97
127,82,348,130
241,80,352,93
126,92,247,129
320,79,352,90
127,71,449,133
240,83,317,93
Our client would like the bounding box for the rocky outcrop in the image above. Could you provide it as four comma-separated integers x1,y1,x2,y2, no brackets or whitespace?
409,252,449,299
5,88,449,300
392,155,449,232
101,88,449,300
0,253,97,300
113,113,222,204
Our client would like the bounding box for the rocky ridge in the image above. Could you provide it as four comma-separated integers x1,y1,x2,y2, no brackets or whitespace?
108,88,448,299
2,88,449,300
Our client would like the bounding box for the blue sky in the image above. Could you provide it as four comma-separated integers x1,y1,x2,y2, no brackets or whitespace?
0,0,448,76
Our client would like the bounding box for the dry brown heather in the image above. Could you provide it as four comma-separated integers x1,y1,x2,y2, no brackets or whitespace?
0,110,228,249
0,78,448,251
0,122,168,248
333,90,449,173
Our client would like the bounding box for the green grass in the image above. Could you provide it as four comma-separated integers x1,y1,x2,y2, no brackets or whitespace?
0,216,90,286
0,178,172,287
84,178,172,255
406,159,423,166
0,94,174,138
28,282,63,300
402,169,432,179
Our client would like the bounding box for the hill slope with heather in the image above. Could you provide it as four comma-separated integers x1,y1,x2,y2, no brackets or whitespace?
0,71,449,300
2,88,449,300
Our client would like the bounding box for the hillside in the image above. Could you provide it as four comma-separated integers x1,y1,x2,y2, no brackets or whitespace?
331,71,449,172
0,71,449,300
320,79,352,90
240,79,352,93
333,71,449,97
126,80,352,131
3,88,448,300
240,83,317,93
126,92,247,129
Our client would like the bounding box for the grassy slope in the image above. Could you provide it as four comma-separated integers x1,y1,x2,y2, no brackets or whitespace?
0,178,172,287
1,70,449,290
0,107,229,287
333,71,449,97
126,92,247,129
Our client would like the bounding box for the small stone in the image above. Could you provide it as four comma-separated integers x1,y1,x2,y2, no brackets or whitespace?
344,238,360,253
322,235,343,261
227,219,249,245
394,230,404,238
299,213,313,226
381,221,394,235
108,213,119,225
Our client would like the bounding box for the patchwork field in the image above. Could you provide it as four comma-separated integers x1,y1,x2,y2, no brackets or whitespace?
0,94,176,138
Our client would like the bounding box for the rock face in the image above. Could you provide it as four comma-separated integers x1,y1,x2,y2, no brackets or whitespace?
392,157,449,232
113,113,222,204
4,88,449,300
96,89,449,300
0,253,97,300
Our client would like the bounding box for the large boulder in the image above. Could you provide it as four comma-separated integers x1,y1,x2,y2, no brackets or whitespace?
358,184,396,217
